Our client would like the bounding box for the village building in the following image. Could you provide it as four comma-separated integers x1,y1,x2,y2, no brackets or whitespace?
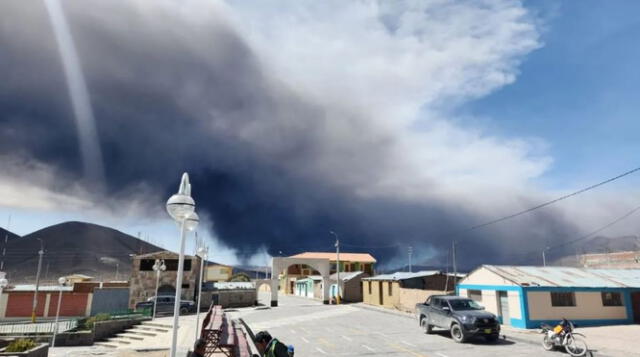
128,251,202,308
204,263,234,282
362,271,458,312
280,252,376,294
457,265,640,328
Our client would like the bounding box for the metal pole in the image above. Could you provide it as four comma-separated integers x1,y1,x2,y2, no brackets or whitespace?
169,219,187,357
452,241,457,295
51,286,63,347
542,249,547,267
115,263,119,281
31,242,44,323
408,246,413,273
153,263,160,320
195,247,206,340
334,233,340,305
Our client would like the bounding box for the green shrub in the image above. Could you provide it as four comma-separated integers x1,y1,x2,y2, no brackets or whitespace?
84,313,111,329
5,339,37,352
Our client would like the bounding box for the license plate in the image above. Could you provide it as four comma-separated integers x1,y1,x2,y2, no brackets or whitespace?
484,329,492,334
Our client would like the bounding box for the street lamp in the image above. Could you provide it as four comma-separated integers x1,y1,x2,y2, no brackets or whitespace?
152,259,167,320
166,173,199,357
195,245,207,340
51,277,67,347
329,231,340,304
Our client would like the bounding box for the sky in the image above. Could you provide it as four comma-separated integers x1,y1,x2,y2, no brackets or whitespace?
0,0,639,269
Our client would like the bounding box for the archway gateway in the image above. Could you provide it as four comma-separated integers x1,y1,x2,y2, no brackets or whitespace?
267,257,331,307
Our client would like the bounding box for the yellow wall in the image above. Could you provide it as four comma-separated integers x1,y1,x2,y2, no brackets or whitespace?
362,280,399,308
205,265,233,282
527,291,628,320
398,288,449,313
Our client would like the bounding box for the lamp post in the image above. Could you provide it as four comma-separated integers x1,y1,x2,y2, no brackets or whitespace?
51,277,67,348
329,231,340,304
166,173,199,357
195,245,207,340
152,259,166,320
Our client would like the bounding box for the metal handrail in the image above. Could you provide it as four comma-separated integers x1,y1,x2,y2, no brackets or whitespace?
0,319,78,335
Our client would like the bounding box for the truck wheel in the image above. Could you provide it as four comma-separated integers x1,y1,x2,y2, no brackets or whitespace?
450,324,466,343
420,317,433,334
180,307,189,315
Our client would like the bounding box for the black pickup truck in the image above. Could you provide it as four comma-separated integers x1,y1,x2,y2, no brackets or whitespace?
416,295,500,343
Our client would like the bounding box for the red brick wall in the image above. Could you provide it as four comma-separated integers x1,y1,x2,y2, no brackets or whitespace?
5,292,89,317
5,292,46,317
47,292,89,317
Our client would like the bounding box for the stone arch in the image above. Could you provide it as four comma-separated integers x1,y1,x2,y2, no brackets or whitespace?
269,257,331,307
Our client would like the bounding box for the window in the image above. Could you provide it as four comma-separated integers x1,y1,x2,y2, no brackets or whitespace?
601,292,623,306
551,292,576,307
164,259,192,271
388,282,393,296
467,289,482,302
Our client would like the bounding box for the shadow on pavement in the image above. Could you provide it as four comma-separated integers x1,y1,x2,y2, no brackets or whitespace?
429,330,516,345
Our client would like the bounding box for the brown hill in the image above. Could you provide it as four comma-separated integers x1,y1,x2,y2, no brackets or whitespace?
3,221,164,284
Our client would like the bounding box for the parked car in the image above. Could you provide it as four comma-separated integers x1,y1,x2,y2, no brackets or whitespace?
135,296,196,315
416,295,500,343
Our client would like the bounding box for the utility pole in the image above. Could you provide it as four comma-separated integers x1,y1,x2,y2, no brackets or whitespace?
31,239,44,323
408,246,413,273
452,241,457,295
1,215,11,271
542,246,549,267
330,231,340,304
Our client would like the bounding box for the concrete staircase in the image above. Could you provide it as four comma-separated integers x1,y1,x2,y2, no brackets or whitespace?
95,321,173,348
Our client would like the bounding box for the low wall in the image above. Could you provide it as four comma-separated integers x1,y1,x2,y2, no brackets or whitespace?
202,290,257,308
94,318,144,341
27,331,93,347
398,289,449,313
0,343,48,357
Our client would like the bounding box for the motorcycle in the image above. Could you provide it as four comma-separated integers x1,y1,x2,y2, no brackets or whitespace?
540,319,589,356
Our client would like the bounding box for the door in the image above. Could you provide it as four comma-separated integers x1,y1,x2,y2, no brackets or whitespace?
429,298,446,327
378,283,384,305
632,292,640,323
497,291,510,325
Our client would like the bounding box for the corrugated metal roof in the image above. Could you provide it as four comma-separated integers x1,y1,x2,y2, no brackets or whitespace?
363,270,441,281
307,275,323,281
330,271,365,282
482,265,640,288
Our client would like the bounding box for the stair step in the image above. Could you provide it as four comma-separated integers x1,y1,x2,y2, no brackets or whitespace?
108,338,132,345
117,333,144,340
137,326,169,332
141,321,173,329
128,328,157,336
94,342,118,349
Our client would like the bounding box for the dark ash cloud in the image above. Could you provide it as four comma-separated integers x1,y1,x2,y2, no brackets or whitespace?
0,0,580,269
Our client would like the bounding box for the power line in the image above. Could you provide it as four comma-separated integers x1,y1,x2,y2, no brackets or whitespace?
451,165,640,239
504,203,640,263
